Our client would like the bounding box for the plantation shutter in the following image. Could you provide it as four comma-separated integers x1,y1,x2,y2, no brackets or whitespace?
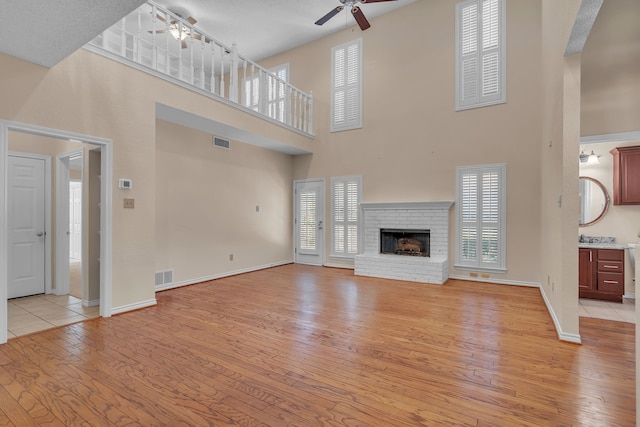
456,164,506,272
299,191,317,252
331,39,362,132
331,176,362,258
456,0,505,110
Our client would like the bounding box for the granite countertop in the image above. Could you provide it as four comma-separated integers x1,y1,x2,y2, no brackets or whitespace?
578,243,626,250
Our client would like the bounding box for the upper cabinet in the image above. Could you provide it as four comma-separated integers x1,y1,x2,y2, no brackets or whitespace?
610,145,640,205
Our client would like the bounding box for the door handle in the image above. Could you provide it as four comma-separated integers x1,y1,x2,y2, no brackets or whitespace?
37,231,45,237
318,220,323,230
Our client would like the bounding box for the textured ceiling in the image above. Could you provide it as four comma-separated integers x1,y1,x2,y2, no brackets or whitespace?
0,0,146,67
150,0,417,61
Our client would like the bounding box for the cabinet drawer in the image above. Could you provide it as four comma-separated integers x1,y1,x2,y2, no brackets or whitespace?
597,260,623,272
597,249,624,261
597,272,623,293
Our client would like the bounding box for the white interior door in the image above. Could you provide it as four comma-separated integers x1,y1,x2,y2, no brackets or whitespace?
8,155,46,299
69,181,82,260
294,180,325,266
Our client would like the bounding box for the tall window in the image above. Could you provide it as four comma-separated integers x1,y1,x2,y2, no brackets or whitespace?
331,176,362,258
243,64,289,123
455,0,506,110
331,39,362,132
455,164,506,272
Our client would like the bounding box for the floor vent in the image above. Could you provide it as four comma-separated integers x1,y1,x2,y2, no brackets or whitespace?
213,137,230,150
155,270,174,286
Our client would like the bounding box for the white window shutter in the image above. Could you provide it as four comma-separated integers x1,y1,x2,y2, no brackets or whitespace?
456,164,506,272
331,39,363,132
456,0,505,111
331,176,362,258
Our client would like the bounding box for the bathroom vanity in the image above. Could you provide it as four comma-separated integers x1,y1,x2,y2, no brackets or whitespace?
579,245,625,302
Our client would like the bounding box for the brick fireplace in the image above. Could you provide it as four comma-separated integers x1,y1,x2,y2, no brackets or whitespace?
354,201,454,284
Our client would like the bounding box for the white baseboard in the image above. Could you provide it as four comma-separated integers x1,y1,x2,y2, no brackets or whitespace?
155,260,293,292
324,262,354,269
538,285,582,344
623,293,636,299
449,275,582,343
111,299,157,315
448,275,539,287
82,298,100,308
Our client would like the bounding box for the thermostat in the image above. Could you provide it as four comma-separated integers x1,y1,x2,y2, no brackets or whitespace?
119,179,133,190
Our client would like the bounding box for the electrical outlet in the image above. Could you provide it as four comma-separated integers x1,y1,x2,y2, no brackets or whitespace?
229,254,234,261
481,273,490,279
470,272,478,278
123,198,135,209
256,205,260,213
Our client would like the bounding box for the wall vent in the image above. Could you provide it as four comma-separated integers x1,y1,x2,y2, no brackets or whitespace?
213,137,230,150
155,270,174,286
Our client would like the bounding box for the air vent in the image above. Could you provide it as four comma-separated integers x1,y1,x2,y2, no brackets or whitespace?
155,270,174,286
213,137,230,150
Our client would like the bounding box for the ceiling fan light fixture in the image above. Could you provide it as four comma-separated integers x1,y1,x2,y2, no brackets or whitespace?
169,23,189,41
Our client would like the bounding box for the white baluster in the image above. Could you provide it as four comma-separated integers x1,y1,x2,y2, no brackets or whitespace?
219,45,225,98
210,42,216,94
242,60,248,107
308,92,314,133
200,37,205,89
151,4,157,69
230,43,238,103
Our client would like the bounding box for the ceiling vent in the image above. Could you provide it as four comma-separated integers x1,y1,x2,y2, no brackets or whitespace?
213,136,230,150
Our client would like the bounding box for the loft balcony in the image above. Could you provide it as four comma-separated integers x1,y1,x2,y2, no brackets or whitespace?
84,1,314,138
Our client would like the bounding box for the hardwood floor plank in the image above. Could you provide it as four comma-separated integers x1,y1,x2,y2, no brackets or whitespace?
1,265,635,425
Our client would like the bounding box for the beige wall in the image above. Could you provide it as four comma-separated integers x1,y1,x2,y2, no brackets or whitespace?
263,0,544,283
155,120,293,283
0,48,309,310
581,0,640,136
580,139,640,295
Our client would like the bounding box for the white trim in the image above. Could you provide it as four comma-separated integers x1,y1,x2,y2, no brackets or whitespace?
448,274,526,285
155,260,293,292
450,275,582,343
293,178,326,266
330,175,362,259
111,299,157,316
360,201,454,211
452,265,507,274
323,262,354,269
538,284,582,344
7,152,53,296
55,149,84,297
580,131,640,145
83,298,100,308
0,120,113,345
623,293,636,300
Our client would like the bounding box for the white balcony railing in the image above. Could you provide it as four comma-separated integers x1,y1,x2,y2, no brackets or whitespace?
86,1,313,136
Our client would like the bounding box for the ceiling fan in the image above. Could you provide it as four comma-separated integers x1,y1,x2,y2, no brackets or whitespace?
148,11,209,48
315,0,398,31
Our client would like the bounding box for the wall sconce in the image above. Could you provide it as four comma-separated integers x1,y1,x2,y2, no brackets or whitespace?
579,150,600,164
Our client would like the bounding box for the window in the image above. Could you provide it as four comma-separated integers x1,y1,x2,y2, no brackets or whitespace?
331,39,362,132
455,164,506,272
243,63,289,123
455,0,505,110
331,176,362,258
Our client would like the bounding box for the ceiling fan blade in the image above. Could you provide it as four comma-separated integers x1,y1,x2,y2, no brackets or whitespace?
315,6,344,25
352,6,371,31
186,16,197,25
361,0,399,2
181,39,188,49
148,29,168,34
155,14,167,23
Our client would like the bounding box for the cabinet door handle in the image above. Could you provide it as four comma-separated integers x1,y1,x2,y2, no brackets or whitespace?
589,252,592,262
603,280,619,284
603,265,619,269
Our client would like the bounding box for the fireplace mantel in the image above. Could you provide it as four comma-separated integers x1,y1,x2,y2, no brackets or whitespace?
355,200,454,284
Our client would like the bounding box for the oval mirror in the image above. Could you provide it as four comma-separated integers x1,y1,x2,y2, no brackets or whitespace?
579,176,610,227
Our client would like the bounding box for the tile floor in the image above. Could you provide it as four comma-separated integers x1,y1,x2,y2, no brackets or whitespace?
579,298,636,323
8,294,100,339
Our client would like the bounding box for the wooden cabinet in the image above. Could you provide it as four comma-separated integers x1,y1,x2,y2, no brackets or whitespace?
610,145,640,205
579,248,624,302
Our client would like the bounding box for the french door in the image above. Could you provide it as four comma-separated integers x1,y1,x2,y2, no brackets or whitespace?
294,179,325,266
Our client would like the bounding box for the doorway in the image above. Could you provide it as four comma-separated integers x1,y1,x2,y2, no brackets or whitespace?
0,120,114,344
294,179,325,266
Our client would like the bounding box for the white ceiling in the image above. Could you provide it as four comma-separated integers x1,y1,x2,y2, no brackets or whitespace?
150,0,417,61
0,0,415,68
0,0,146,67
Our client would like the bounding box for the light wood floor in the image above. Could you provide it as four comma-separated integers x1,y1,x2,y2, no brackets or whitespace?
0,264,634,426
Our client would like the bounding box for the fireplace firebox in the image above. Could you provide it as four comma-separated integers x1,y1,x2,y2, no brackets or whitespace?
380,229,430,257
